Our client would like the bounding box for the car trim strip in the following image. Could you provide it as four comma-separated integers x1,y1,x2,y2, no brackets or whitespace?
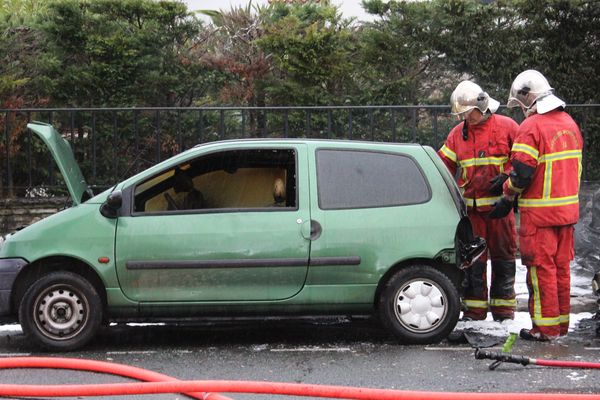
126,256,361,270
309,256,361,266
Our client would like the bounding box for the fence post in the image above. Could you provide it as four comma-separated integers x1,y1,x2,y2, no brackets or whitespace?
47,111,54,187
3,111,12,197
177,109,182,151
197,109,203,144
391,108,396,142
241,109,246,138
369,108,374,141
133,110,138,174
112,111,118,182
411,108,417,142
92,112,97,182
155,110,161,163
27,112,32,189
219,109,225,139
348,109,353,140
70,110,76,157
327,110,332,139
432,109,439,149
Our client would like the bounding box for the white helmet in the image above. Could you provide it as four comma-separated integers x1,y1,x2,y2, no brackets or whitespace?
450,81,500,117
507,69,565,114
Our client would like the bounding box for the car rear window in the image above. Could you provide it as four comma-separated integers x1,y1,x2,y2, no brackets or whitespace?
316,149,430,210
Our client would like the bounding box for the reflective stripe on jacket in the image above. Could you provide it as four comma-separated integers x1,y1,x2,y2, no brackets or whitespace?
505,110,583,227
438,114,519,212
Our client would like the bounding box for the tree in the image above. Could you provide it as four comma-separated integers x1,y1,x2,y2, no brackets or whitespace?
198,2,272,107
258,0,358,106
0,1,50,197
39,0,211,107
359,0,447,105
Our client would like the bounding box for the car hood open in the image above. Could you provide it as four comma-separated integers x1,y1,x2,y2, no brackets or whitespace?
28,122,92,205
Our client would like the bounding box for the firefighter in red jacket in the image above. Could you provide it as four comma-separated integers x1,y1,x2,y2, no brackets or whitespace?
438,81,519,321
490,70,583,341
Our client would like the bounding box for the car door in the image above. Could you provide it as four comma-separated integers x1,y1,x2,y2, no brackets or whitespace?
305,146,455,286
114,144,311,302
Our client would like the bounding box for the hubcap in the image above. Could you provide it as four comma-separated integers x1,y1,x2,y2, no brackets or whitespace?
393,279,447,333
33,285,87,340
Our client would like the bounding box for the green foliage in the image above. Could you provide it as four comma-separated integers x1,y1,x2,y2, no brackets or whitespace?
258,0,358,106
38,0,213,107
358,0,446,105
511,0,600,104
198,2,271,108
0,0,49,26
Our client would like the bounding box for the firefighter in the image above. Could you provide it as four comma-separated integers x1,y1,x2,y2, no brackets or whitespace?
438,81,519,322
490,69,583,341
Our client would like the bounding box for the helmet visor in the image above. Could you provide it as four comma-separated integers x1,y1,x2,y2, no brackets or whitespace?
507,96,524,109
451,103,476,116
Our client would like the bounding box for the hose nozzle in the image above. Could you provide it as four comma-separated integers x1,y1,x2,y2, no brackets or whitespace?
475,348,531,366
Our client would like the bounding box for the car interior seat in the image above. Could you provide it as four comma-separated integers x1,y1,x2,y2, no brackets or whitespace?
169,168,204,210
272,177,286,207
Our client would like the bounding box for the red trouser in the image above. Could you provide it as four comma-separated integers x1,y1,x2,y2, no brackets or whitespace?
462,209,517,320
519,213,574,338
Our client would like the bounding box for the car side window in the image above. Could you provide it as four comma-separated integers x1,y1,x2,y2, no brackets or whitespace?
133,148,297,213
316,149,431,210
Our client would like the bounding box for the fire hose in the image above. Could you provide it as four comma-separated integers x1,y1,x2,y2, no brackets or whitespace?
1,356,600,399
0,357,231,400
475,348,600,370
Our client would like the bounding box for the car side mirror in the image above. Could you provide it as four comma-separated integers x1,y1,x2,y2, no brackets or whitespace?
100,190,122,219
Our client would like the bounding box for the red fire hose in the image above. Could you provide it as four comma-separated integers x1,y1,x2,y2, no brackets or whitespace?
0,357,231,400
1,356,600,399
475,349,600,369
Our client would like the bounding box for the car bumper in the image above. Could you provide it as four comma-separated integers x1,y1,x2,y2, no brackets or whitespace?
0,258,27,316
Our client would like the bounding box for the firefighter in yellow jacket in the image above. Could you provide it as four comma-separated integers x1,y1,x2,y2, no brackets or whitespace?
490,70,583,341
439,81,519,321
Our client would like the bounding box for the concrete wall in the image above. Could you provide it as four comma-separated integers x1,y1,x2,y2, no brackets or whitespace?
0,198,67,236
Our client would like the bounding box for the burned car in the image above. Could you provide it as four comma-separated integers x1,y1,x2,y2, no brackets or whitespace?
0,122,484,350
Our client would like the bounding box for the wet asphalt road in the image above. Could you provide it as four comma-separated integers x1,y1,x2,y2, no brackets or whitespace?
0,317,599,400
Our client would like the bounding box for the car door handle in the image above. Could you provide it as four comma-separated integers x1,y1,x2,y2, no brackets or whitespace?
301,219,322,240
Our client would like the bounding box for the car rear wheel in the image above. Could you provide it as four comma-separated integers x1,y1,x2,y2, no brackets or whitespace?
18,271,102,351
379,265,460,344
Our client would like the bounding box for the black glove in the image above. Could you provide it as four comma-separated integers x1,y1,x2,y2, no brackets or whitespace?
489,196,514,219
489,173,508,196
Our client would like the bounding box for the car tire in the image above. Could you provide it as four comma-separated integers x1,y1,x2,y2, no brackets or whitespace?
379,265,460,344
18,271,103,351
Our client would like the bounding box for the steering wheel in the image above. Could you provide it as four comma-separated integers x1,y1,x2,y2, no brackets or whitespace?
164,192,179,210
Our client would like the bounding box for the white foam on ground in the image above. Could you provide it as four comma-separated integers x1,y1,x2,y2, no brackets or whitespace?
463,258,594,337
456,311,594,338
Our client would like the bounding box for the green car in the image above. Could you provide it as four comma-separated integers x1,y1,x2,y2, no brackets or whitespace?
0,122,484,351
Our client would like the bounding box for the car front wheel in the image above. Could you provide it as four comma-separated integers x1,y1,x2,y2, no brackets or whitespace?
18,271,102,351
379,265,460,344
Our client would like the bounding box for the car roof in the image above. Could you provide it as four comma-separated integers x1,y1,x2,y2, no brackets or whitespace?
192,138,422,149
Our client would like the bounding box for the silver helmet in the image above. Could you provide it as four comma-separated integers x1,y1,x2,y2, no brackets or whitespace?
450,81,500,117
507,69,565,114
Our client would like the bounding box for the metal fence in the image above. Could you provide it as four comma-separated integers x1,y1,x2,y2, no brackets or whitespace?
1,105,599,198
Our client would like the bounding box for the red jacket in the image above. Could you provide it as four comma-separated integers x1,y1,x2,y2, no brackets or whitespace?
503,110,583,227
438,114,519,212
